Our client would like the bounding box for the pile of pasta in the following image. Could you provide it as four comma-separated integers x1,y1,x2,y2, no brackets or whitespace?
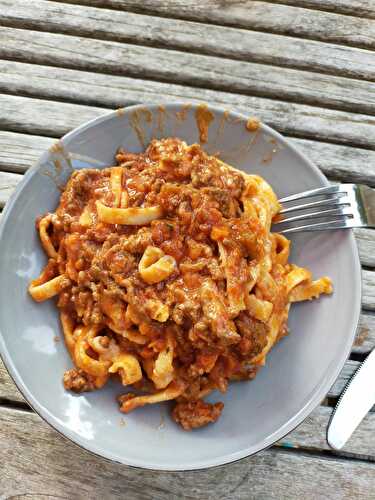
29,138,332,430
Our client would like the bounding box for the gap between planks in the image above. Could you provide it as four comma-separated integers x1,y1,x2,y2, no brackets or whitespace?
6,0,375,53
48,0,375,23
1,405,375,499
263,0,375,19
2,74,375,153
2,46,375,119
0,400,375,463
1,3,375,88
1,375,375,465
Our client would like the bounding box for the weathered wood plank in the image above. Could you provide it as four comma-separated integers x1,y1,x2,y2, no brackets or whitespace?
0,94,106,137
0,131,54,173
355,228,375,268
1,405,375,498
1,10,375,98
278,405,375,459
363,269,375,310
263,0,375,18
293,138,375,187
353,312,375,354
1,372,375,468
3,78,375,153
51,0,375,21
2,376,375,461
3,49,375,119
330,360,359,398
0,361,24,403
50,0,375,50
0,171,22,207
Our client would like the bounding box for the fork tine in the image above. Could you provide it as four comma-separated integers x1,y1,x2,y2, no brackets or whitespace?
274,206,352,225
279,185,343,204
277,218,354,234
279,197,348,215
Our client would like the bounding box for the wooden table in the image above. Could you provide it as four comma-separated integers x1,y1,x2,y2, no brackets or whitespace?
1,1,375,498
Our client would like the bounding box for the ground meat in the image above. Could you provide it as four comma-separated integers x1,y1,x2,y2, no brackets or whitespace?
172,400,224,430
116,149,139,164
191,162,217,189
118,392,136,411
220,166,245,199
31,137,305,430
235,312,269,358
202,187,236,218
58,169,108,216
120,228,152,254
188,349,220,377
63,368,97,392
191,161,244,199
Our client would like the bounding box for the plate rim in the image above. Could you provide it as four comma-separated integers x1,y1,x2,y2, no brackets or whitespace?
0,102,362,471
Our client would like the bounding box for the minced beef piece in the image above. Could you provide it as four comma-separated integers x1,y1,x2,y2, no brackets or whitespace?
63,368,96,393
120,228,153,254
202,187,236,218
235,312,269,358
172,400,224,430
28,136,331,431
191,161,244,199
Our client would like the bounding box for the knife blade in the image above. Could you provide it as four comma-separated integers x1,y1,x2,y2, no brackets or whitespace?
327,349,375,450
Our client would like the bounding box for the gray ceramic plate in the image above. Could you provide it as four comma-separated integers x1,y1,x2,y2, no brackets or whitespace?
0,103,361,471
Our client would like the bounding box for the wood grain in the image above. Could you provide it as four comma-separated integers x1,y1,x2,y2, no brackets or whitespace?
355,229,375,268
0,360,24,403
0,171,22,207
329,360,360,398
353,312,375,354
0,131,54,173
2,377,375,461
2,50,375,119
1,8,375,103
278,405,375,459
50,0,375,22
85,0,375,50
2,0,375,80
3,78,375,152
362,270,375,310
263,0,375,18
293,138,375,187
0,94,106,137
1,406,375,499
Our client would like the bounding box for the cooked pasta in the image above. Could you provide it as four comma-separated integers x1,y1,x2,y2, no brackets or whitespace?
29,138,332,430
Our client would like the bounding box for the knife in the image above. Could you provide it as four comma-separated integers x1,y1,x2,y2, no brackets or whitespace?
327,349,375,450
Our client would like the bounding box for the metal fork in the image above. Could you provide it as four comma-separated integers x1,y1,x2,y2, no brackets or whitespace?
273,184,375,234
